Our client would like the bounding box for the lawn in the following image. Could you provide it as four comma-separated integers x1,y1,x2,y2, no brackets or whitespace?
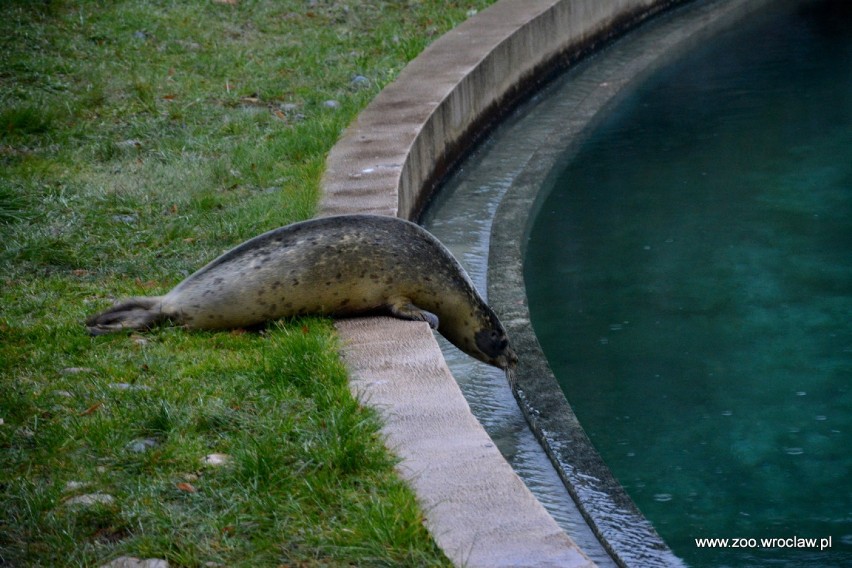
0,1,494,565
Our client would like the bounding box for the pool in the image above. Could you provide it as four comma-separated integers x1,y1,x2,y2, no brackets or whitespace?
524,0,851,565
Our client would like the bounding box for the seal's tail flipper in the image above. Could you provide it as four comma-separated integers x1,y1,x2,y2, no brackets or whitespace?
86,297,167,335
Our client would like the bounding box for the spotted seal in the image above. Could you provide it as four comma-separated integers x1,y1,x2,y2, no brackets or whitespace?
86,214,518,370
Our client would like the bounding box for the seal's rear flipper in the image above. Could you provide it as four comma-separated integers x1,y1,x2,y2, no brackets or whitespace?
86,297,167,335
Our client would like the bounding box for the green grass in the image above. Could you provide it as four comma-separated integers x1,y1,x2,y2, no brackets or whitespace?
1,319,442,566
0,0,496,565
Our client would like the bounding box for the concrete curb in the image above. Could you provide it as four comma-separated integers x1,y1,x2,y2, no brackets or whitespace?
318,1,689,566
339,317,593,568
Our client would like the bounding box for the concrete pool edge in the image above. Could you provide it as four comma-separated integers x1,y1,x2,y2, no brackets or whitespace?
317,1,694,566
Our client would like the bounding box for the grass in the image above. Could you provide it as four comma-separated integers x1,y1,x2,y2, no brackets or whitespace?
1,321,434,566
0,0,496,565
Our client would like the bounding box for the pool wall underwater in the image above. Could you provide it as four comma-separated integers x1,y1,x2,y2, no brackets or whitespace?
317,0,769,566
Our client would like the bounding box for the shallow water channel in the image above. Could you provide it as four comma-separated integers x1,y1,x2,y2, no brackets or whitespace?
421,105,617,566
424,0,850,566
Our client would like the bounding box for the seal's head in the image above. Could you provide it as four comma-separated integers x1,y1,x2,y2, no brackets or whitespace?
473,316,518,370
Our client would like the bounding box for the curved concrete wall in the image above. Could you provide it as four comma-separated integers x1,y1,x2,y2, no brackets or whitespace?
318,1,690,566
320,0,682,220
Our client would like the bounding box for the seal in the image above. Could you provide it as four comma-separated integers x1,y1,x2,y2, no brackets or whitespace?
86,214,518,370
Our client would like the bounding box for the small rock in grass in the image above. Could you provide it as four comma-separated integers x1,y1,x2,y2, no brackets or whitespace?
61,367,94,375
201,453,230,467
116,139,142,149
350,75,369,89
109,383,152,392
63,480,90,492
112,214,138,224
323,99,340,109
65,492,115,507
127,438,158,453
99,557,169,568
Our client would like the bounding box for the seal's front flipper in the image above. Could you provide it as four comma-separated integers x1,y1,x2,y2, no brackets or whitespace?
86,297,167,335
386,298,439,330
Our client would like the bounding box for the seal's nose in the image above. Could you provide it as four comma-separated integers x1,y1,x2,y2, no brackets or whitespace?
501,346,519,370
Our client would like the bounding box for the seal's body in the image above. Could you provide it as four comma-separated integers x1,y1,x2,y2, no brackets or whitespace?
87,215,517,369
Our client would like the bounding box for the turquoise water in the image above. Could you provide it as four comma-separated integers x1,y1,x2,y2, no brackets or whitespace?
525,1,852,566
